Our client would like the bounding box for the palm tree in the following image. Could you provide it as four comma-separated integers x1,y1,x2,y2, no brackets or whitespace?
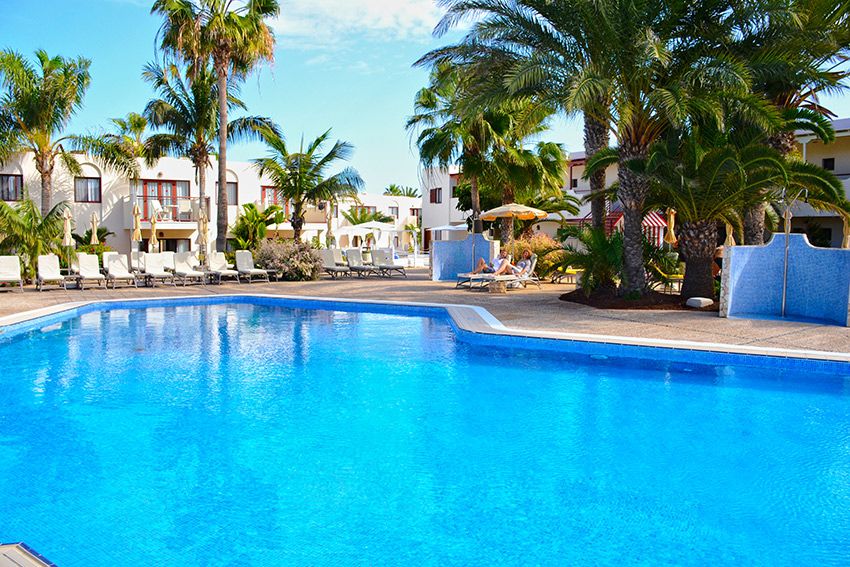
406,63,511,232
383,184,420,198
72,227,116,247
142,63,275,219
229,202,284,250
732,0,850,244
254,128,364,242
0,50,139,216
342,208,394,225
0,198,68,280
424,0,614,230
106,112,156,167
153,0,280,251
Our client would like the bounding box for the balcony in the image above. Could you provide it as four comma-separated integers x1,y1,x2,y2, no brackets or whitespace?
123,196,209,229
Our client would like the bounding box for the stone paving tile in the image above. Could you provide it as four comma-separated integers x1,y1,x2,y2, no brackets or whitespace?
0,269,848,354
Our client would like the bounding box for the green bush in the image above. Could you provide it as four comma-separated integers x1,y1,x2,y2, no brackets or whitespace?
508,233,562,277
76,243,113,261
255,239,322,281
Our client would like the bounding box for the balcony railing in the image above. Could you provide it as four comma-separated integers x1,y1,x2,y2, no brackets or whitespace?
135,196,209,222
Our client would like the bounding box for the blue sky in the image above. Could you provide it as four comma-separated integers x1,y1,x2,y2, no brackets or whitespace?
3,0,850,194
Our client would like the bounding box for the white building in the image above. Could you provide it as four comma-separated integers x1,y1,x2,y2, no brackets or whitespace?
419,117,850,248
0,153,422,254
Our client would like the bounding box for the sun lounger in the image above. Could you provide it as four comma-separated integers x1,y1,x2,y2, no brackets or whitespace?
37,254,76,291
320,249,350,278
235,250,270,283
142,253,176,286
77,254,107,290
161,251,176,272
0,256,24,291
208,252,239,283
372,249,406,278
105,254,139,288
344,248,376,277
173,252,206,286
101,251,118,274
331,248,346,266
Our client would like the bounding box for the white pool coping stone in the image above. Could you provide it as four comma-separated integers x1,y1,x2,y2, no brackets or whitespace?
0,293,848,365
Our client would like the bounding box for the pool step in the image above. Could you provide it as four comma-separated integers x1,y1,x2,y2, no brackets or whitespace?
0,543,55,567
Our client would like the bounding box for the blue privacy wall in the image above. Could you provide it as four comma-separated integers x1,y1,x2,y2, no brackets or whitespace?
431,234,499,281
720,234,850,326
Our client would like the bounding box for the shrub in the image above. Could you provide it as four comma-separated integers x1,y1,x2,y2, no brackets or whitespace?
76,243,113,262
508,233,562,278
255,239,322,281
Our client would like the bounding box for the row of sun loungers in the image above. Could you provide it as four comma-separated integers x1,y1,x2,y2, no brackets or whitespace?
319,248,407,279
0,248,277,292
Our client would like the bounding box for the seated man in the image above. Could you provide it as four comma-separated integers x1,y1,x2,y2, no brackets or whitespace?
471,249,512,274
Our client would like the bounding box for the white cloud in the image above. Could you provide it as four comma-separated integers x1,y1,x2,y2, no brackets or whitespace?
274,0,442,49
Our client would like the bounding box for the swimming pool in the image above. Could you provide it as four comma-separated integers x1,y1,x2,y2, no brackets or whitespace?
0,297,848,565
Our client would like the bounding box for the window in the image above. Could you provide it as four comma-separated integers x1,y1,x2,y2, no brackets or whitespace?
451,184,459,198
823,158,835,171
571,178,579,188
74,177,102,203
138,179,190,220
389,206,399,218
352,206,377,215
0,174,23,201
261,186,281,206
429,187,442,204
216,181,238,205
410,208,421,220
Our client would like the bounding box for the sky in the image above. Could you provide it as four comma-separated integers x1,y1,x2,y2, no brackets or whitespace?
3,0,850,194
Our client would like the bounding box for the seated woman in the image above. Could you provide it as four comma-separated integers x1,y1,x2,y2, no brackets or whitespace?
511,249,533,277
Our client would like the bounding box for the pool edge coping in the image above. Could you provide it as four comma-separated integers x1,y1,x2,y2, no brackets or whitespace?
0,293,848,364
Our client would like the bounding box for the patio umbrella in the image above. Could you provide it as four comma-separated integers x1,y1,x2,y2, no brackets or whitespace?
131,202,142,243
664,209,678,245
61,208,74,248
480,203,548,252
724,222,736,247
149,214,159,253
89,213,100,245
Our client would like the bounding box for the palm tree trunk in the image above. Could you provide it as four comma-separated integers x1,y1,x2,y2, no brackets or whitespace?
679,220,718,301
36,154,53,218
584,112,608,229
743,131,795,245
618,142,650,295
215,64,229,252
325,201,334,247
500,184,514,252
470,174,483,233
197,162,207,218
292,202,304,242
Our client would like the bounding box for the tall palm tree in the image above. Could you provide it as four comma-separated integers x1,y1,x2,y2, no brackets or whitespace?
425,0,614,230
406,63,511,232
254,128,363,242
383,184,420,198
732,0,850,244
142,63,275,218
0,50,139,216
152,0,280,251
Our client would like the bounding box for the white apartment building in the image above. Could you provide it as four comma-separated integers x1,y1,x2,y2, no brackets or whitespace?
419,117,850,248
0,153,422,254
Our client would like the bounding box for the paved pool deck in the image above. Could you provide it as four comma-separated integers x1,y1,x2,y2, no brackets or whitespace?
0,268,847,355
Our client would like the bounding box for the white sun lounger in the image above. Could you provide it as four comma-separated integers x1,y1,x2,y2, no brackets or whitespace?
105,254,139,289
235,250,270,283
173,252,206,286
208,252,239,283
344,248,375,277
320,249,350,278
77,254,106,290
142,253,176,286
372,249,406,278
37,254,76,291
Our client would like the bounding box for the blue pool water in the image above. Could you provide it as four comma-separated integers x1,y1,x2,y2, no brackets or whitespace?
0,299,849,566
